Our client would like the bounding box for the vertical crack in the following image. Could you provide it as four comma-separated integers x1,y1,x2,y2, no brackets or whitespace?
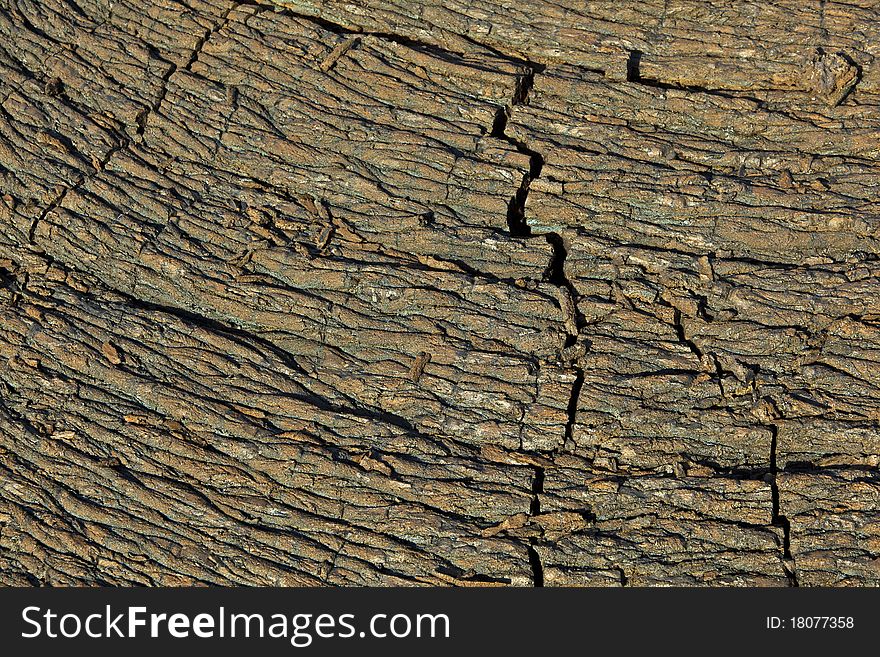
492,64,588,588
490,64,544,238
767,419,799,586
528,466,545,587
671,307,703,359
626,49,643,83
544,233,585,344
564,367,585,447
491,64,584,344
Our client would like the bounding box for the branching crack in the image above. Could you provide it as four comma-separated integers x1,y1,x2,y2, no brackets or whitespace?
137,1,243,138
488,63,593,587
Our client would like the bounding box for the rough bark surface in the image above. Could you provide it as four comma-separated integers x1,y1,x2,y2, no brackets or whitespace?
0,0,878,586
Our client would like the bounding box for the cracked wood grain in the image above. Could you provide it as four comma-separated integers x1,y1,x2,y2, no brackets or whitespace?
0,0,878,587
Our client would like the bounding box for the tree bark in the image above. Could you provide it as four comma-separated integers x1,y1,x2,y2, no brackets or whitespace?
0,0,878,586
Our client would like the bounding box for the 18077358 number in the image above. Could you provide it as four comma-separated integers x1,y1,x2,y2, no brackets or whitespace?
766,616,854,630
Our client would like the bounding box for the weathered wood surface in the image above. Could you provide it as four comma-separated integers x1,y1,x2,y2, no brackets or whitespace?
0,0,878,586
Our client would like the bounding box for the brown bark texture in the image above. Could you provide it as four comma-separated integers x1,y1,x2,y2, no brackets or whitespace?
0,0,879,587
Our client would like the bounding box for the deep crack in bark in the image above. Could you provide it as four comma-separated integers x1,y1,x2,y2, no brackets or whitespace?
769,421,799,587
490,63,592,586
